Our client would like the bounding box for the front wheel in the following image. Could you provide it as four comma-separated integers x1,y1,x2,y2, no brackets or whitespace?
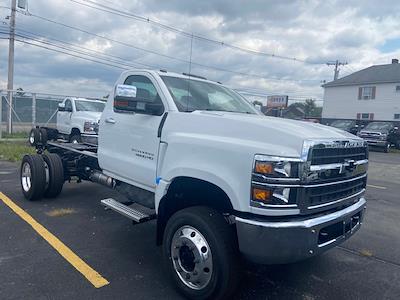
162,206,240,300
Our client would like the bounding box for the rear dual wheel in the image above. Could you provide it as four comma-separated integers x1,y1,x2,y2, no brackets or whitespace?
20,154,64,201
43,153,64,198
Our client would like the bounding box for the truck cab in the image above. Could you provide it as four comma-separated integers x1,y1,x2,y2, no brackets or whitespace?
57,97,105,143
23,69,369,300
99,69,368,263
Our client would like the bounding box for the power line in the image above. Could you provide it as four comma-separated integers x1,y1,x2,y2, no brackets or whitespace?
70,0,318,64
0,36,324,100
0,5,323,83
14,10,320,83
0,29,129,70
0,24,158,69
0,27,322,98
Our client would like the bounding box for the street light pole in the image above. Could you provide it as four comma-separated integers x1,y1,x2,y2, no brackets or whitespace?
7,0,17,134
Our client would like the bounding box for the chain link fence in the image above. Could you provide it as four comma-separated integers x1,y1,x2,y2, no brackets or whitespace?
0,90,101,139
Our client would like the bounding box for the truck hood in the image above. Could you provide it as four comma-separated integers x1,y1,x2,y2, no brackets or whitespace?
164,111,359,157
75,111,102,121
359,129,388,135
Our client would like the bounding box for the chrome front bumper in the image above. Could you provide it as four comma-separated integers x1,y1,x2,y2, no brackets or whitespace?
235,197,366,264
363,139,387,147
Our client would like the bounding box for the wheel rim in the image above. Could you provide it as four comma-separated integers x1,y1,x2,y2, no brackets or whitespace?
171,225,213,290
21,162,32,192
29,132,35,145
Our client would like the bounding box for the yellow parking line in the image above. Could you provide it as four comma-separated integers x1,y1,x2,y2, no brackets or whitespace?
0,191,109,288
367,184,387,190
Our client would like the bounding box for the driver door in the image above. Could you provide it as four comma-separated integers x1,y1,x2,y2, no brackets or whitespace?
57,99,73,134
99,74,166,191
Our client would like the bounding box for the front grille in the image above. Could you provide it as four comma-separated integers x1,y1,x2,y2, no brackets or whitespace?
311,147,368,165
306,176,366,209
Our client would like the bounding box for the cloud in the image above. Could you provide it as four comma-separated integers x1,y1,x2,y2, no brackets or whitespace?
0,0,399,101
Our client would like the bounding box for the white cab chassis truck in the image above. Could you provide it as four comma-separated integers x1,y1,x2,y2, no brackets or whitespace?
21,70,368,300
57,97,105,143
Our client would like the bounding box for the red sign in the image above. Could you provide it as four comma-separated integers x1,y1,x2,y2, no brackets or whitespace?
267,95,288,108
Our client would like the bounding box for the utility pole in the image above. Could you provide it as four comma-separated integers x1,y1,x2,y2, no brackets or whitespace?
7,0,17,134
326,60,347,81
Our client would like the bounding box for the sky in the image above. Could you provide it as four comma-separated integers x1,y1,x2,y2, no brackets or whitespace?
1,0,400,103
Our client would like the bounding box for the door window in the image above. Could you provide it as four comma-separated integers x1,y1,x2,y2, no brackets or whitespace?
114,75,164,115
65,99,73,112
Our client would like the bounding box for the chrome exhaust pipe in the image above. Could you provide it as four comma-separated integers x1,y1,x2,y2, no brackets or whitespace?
89,170,115,188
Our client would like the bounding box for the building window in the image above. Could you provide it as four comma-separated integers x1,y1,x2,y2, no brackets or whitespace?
358,86,376,100
395,114,400,120
357,113,374,120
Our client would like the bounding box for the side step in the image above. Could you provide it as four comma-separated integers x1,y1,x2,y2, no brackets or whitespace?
101,198,156,223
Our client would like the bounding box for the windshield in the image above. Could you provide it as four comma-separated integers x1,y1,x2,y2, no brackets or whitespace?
75,100,105,112
364,122,393,131
161,76,257,114
331,120,354,129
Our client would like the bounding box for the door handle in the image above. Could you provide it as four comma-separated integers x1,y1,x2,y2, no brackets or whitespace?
105,117,116,124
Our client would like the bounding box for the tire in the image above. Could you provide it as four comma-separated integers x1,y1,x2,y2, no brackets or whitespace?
40,128,48,145
70,133,81,144
43,153,64,198
384,143,390,153
20,155,46,201
395,140,400,150
162,206,240,300
28,128,40,146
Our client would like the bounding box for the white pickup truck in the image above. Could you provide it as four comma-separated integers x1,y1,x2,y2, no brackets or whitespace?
22,70,368,299
57,97,105,143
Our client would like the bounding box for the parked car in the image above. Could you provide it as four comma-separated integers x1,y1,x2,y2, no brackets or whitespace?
357,121,400,152
23,70,368,299
57,97,105,143
329,120,359,135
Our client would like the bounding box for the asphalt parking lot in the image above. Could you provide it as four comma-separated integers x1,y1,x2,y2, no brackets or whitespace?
1,151,400,300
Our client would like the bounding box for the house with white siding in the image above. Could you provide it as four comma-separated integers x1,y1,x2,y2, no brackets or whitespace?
322,59,400,124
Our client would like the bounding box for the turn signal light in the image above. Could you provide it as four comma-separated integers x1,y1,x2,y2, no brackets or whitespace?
255,162,273,174
252,188,272,202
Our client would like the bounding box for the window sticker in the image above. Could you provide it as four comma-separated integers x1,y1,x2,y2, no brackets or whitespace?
116,84,137,98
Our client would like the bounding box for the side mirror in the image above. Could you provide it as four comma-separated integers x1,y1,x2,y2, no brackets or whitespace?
58,103,66,111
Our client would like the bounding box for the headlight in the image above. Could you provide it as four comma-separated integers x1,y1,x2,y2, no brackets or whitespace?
251,155,302,208
253,155,301,178
84,121,98,133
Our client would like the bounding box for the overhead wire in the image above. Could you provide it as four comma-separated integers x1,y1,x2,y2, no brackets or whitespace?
2,6,321,83
71,0,320,64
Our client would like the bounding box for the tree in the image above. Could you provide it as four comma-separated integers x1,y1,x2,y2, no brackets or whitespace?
252,100,263,107
304,99,317,117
